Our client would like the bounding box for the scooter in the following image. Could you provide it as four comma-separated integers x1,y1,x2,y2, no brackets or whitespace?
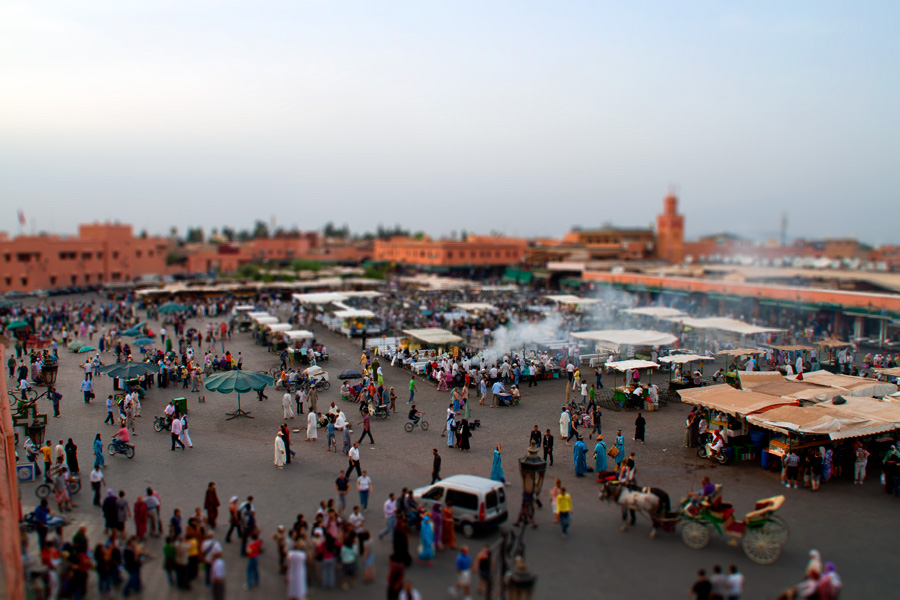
372,404,390,420
697,442,728,465
153,414,172,432
107,439,136,459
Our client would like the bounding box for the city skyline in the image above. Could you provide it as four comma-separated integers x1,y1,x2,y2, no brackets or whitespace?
2,2,898,243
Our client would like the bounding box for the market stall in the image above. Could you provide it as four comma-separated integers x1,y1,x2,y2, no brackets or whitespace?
787,370,898,399
717,348,767,387
401,328,463,355
679,385,801,464
571,329,678,356
605,359,660,409
658,353,714,393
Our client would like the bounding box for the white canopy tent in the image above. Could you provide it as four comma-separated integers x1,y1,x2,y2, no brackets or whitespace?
664,316,783,336
265,323,292,332
333,309,375,319
454,302,498,311
542,294,601,306
247,312,271,319
402,328,464,346
605,359,660,371
572,329,678,349
253,316,280,325
621,307,686,319
292,292,349,305
284,330,315,340
658,354,714,364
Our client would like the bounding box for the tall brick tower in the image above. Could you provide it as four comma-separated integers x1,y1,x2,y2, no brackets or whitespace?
656,190,685,263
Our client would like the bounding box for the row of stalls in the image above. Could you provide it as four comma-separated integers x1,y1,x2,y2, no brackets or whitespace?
292,292,381,338
233,306,318,363
679,369,900,468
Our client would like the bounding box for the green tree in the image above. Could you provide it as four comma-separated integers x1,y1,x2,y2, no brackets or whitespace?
252,220,270,239
186,227,204,243
221,227,236,242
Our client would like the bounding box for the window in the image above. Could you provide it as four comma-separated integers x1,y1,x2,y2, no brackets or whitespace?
112,251,119,259
422,487,444,501
16,253,31,263
80,253,92,261
71,275,77,284
20,277,27,286
445,490,477,511
135,250,142,258
486,490,498,509
111,272,121,281
4,277,10,285
49,276,56,285
3,254,9,262
97,252,103,259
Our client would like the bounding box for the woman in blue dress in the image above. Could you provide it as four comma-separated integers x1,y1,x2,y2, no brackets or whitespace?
490,443,505,483
614,429,625,467
93,433,105,468
417,514,435,565
593,434,608,474
573,435,588,476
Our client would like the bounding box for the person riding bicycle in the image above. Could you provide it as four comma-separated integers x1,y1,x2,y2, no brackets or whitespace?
112,425,131,453
408,405,423,425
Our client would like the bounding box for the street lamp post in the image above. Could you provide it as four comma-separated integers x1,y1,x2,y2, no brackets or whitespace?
503,444,546,599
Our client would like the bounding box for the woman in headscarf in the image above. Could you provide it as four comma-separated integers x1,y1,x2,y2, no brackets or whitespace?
458,419,472,452
134,495,148,541
392,516,412,568
614,429,626,467
823,446,834,481
64,438,79,475
593,434,608,476
93,433,105,468
430,503,443,551
806,549,823,578
490,443,505,483
102,489,119,533
417,514,435,565
442,502,456,550
573,435,588,477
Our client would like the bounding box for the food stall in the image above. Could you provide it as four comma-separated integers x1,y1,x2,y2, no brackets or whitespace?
232,304,256,331
605,359,660,409
717,348,767,387
679,385,801,464
659,353,714,393
329,308,378,338
401,328,463,355
766,344,814,373
283,330,316,364
571,329,678,361
747,397,900,468
816,338,853,373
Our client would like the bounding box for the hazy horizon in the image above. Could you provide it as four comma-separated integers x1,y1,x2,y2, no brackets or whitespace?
2,2,898,244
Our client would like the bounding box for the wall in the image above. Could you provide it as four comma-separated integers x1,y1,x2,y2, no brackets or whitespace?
373,236,527,267
0,223,168,293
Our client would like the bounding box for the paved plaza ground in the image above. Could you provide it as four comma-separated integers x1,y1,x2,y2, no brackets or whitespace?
11,297,900,599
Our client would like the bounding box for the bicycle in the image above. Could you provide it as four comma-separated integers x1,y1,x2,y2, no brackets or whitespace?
35,474,82,500
404,417,430,433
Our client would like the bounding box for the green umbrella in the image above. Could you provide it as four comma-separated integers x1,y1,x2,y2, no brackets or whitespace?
67,340,86,351
97,362,158,379
122,328,142,337
7,320,29,330
133,337,155,346
158,302,186,314
204,370,275,420
78,345,96,353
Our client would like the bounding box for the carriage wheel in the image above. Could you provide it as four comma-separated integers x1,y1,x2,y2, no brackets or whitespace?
681,521,711,550
742,528,782,565
760,516,789,546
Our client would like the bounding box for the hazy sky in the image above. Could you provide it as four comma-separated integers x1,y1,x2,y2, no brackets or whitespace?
2,1,898,242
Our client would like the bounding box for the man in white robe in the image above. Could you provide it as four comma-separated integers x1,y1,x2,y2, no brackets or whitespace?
274,431,286,469
306,411,318,442
559,408,571,446
282,392,295,419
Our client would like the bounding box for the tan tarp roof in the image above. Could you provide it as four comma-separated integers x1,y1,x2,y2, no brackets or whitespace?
678,384,799,417
621,307,686,318
747,405,884,439
664,316,783,335
746,381,842,403
736,371,786,387
875,367,900,377
718,348,766,356
816,339,852,348
788,370,898,398
767,344,814,352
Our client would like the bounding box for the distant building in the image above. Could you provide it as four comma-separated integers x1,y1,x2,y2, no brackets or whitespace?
182,233,372,274
656,191,685,263
373,235,526,268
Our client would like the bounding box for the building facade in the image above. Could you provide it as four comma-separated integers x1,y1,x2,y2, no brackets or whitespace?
656,191,685,263
373,235,527,267
0,223,169,293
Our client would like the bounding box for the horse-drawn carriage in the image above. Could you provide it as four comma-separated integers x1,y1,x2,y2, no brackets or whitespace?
599,482,788,565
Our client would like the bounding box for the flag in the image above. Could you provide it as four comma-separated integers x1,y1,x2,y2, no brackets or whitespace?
17,209,25,226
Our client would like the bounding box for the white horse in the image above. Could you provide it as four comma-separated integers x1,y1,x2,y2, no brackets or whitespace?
598,481,671,538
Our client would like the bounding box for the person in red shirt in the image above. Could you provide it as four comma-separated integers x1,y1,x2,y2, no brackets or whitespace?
113,426,131,452
245,532,262,589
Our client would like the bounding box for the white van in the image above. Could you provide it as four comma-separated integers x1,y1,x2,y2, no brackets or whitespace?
413,475,508,538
